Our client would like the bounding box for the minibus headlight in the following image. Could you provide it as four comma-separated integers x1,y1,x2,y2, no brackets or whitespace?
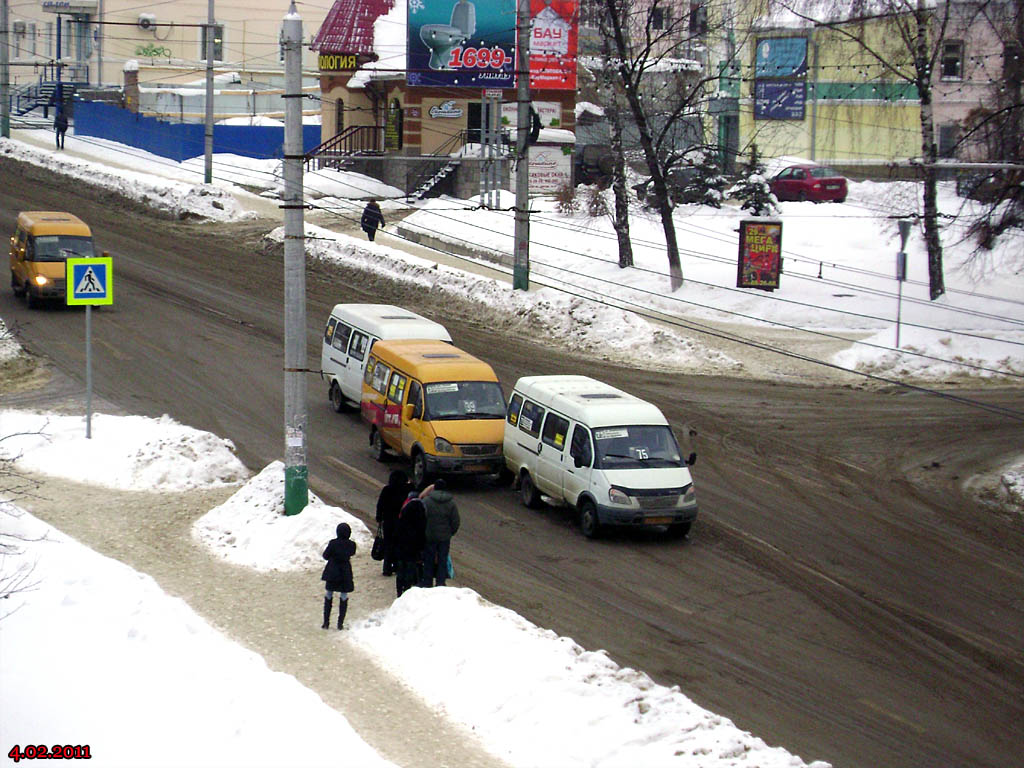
608,487,631,505
33,275,49,286
434,437,454,454
683,485,697,504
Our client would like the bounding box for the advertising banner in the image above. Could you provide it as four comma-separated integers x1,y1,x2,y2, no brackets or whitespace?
407,0,516,88
737,219,783,291
529,0,578,90
529,146,572,193
754,37,808,78
754,80,806,120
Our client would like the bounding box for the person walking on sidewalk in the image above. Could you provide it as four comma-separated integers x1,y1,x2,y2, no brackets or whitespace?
360,200,385,241
321,522,356,630
419,479,459,588
394,491,427,598
54,109,69,150
376,470,412,577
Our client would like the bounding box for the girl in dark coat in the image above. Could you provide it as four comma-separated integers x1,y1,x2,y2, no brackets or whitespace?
376,470,412,577
321,522,356,629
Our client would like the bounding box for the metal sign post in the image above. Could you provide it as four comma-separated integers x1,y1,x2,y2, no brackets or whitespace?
896,219,912,348
66,256,114,439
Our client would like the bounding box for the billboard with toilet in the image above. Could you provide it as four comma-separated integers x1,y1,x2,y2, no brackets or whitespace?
407,0,517,88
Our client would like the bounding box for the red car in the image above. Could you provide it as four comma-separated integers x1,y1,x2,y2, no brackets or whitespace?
769,165,848,203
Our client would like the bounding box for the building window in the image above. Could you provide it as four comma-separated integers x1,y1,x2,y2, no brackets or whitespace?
651,7,668,30
689,3,707,34
938,124,959,158
201,23,224,62
941,41,963,80
335,98,344,134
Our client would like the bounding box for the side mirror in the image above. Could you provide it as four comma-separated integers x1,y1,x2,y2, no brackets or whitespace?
403,403,416,422
102,251,110,258
687,452,697,466
574,454,585,469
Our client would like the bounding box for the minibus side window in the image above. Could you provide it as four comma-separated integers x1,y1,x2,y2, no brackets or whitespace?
387,372,407,404
518,400,545,438
364,358,376,384
407,380,423,418
324,318,337,345
570,425,593,468
541,413,570,452
333,322,353,352
349,331,369,361
370,360,391,394
506,393,524,426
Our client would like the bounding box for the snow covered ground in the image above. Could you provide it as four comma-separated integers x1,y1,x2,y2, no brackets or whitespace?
1,127,1021,767
0,408,830,768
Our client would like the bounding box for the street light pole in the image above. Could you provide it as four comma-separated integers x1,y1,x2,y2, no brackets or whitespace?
204,0,215,184
282,1,307,515
512,0,531,290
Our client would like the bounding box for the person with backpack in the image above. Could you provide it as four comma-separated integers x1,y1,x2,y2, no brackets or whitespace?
320,522,356,629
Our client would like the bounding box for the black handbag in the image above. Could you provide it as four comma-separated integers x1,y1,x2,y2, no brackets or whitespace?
370,526,385,561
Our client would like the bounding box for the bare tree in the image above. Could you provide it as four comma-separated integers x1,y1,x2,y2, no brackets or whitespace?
0,429,48,618
596,33,635,268
773,0,961,300
595,0,729,289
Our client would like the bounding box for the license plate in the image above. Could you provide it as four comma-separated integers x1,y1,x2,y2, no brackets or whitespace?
644,516,674,525
464,464,488,472
826,184,839,189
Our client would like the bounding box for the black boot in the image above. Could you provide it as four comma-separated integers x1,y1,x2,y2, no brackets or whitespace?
337,599,348,630
322,597,332,629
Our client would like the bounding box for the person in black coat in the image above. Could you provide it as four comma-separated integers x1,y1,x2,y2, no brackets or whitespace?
360,200,385,241
393,492,427,598
54,109,69,150
321,522,356,630
376,470,412,577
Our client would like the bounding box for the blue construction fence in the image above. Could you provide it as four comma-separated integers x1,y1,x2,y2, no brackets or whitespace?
73,99,321,162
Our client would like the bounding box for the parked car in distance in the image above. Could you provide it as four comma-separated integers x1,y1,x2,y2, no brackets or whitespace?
769,165,847,203
633,166,702,205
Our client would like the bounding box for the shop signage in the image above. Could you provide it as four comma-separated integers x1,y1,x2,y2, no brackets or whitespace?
429,100,464,118
737,219,783,290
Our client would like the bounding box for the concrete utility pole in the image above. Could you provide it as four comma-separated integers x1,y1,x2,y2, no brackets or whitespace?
1,0,10,138
281,1,308,515
512,0,530,290
204,0,215,184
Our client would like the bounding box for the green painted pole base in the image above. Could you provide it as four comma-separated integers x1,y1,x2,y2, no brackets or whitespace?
513,264,529,291
284,464,308,516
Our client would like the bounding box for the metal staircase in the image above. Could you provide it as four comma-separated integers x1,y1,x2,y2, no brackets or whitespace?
304,125,384,171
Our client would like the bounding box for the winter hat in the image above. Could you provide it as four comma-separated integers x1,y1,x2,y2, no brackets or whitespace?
336,522,351,539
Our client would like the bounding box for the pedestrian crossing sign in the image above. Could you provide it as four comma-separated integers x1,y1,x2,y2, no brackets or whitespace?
66,257,113,306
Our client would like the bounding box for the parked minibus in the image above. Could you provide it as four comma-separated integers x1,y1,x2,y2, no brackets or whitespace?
361,339,506,487
321,304,452,412
503,375,698,538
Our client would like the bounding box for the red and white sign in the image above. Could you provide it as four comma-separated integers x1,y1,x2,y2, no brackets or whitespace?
528,0,578,90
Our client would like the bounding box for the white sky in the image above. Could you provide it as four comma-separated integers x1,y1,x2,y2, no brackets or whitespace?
0,128,1021,767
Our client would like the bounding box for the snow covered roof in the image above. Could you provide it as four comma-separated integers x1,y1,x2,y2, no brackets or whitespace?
311,0,396,55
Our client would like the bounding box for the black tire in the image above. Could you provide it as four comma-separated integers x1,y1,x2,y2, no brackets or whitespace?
412,451,431,489
330,382,347,413
26,288,38,309
796,191,808,202
369,428,387,462
579,500,602,539
519,471,542,509
666,521,692,539
492,466,515,486
11,274,24,298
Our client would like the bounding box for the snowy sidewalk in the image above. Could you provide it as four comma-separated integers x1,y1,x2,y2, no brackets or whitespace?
16,474,512,768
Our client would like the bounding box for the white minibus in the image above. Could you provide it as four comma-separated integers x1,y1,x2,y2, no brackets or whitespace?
503,375,697,538
321,304,452,411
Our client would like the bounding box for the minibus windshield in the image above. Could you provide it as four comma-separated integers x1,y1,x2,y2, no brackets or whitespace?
31,235,95,262
424,381,506,420
593,425,683,469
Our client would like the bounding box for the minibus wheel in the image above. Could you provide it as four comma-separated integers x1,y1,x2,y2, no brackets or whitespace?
412,451,431,489
330,383,347,413
11,275,25,298
370,428,387,461
666,521,692,539
578,500,602,539
519,471,542,509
